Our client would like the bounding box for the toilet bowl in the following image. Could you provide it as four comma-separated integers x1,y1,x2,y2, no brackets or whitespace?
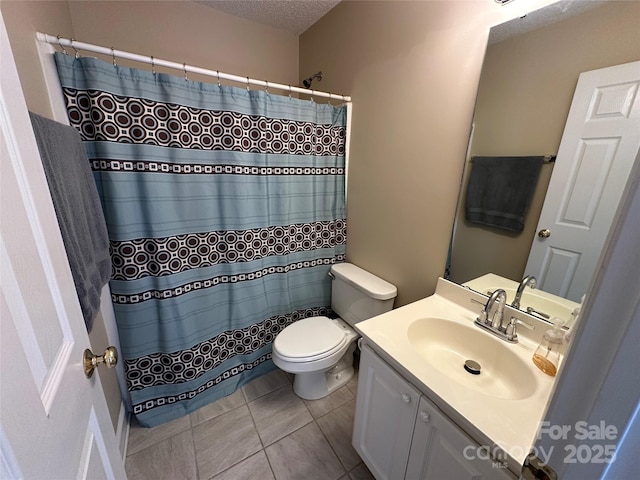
272,316,359,400
271,263,397,400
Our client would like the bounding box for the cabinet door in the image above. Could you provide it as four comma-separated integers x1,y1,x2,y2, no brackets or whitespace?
353,345,420,480
406,396,515,480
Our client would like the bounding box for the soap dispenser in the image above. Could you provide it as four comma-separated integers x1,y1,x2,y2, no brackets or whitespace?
532,317,565,377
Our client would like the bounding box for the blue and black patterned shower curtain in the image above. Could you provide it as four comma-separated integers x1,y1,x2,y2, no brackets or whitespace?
54,53,347,427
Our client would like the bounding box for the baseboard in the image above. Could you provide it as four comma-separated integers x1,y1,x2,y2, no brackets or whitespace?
115,401,130,460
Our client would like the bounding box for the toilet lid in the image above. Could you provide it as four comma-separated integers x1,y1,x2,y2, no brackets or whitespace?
274,316,346,359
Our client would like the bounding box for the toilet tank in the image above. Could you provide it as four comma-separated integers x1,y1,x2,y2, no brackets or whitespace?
330,263,397,327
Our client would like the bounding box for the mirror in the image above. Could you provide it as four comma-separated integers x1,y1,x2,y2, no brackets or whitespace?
447,0,639,323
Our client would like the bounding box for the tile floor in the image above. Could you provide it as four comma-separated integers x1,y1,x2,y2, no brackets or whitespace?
125,369,374,480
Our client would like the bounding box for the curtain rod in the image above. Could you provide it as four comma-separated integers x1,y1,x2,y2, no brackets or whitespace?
37,33,351,102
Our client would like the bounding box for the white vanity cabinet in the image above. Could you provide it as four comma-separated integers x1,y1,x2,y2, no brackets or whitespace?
353,345,516,480
406,395,514,479
352,343,421,479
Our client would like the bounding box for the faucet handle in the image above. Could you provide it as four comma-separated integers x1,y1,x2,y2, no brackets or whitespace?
515,317,535,330
505,316,535,341
470,298,488,323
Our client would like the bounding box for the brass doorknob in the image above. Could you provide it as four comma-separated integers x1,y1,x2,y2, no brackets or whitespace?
84,346,118,378
538,228,551,238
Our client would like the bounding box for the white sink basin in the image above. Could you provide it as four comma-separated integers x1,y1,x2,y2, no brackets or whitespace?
407,317,536,400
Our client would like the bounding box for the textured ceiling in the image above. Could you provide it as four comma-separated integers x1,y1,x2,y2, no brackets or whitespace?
196,0,606,40
489,0,607,44
196,0,342,35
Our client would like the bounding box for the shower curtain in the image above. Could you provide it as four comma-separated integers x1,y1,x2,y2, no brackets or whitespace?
54,52,347,427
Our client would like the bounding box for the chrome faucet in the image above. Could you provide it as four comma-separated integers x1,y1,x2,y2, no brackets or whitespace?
484,289,507,330
472,288,534,343
512,275,537,309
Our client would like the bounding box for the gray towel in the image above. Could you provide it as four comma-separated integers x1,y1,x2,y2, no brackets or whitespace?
29,112,111,332
465,156,544,233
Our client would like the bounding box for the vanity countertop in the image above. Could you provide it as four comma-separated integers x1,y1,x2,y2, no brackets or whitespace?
354,278,557,474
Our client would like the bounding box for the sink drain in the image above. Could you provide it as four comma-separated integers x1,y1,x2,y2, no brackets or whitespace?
464,359,481,375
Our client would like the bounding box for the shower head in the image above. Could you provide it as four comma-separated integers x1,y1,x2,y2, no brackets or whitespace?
302,71,323,89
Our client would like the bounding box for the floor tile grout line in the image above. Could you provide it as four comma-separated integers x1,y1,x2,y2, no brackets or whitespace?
190,417,203,480
252,395,316,449
191,403,237,429
262,445,278,480
240,383,251,404
243,382,280,480
195,402,263,479
192,374,302,479
265,419,346,480
210,400,318,479
316,411,352,476
212,383,308,479
245,388,267,451
240,369,292,403
199,450,267,480
314,371,361,476
187,425,202,480
126,419,192,458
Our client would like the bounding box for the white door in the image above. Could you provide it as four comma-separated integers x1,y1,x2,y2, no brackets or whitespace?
0,13,126,480
525,61,640,302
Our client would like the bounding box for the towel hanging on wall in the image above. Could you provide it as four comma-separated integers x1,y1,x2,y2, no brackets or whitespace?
465,156,544,233
29,112,111,332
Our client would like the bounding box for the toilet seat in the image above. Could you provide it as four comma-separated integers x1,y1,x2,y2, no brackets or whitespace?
273,316,348,362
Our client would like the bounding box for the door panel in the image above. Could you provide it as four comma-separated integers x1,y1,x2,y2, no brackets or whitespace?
525,61,640,301
0,12,125,479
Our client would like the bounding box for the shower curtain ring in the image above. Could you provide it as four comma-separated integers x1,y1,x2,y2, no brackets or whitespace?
265,81,269,95
150,56,156,75
288,85,292,99
57,35,68,55
216,70,221,87
111,47,117,67
70,38,80,59
310,90,315,103
184,63,188,81
246,77,250,91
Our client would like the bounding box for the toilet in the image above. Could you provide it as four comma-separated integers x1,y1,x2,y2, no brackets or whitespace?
272,263,397,400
